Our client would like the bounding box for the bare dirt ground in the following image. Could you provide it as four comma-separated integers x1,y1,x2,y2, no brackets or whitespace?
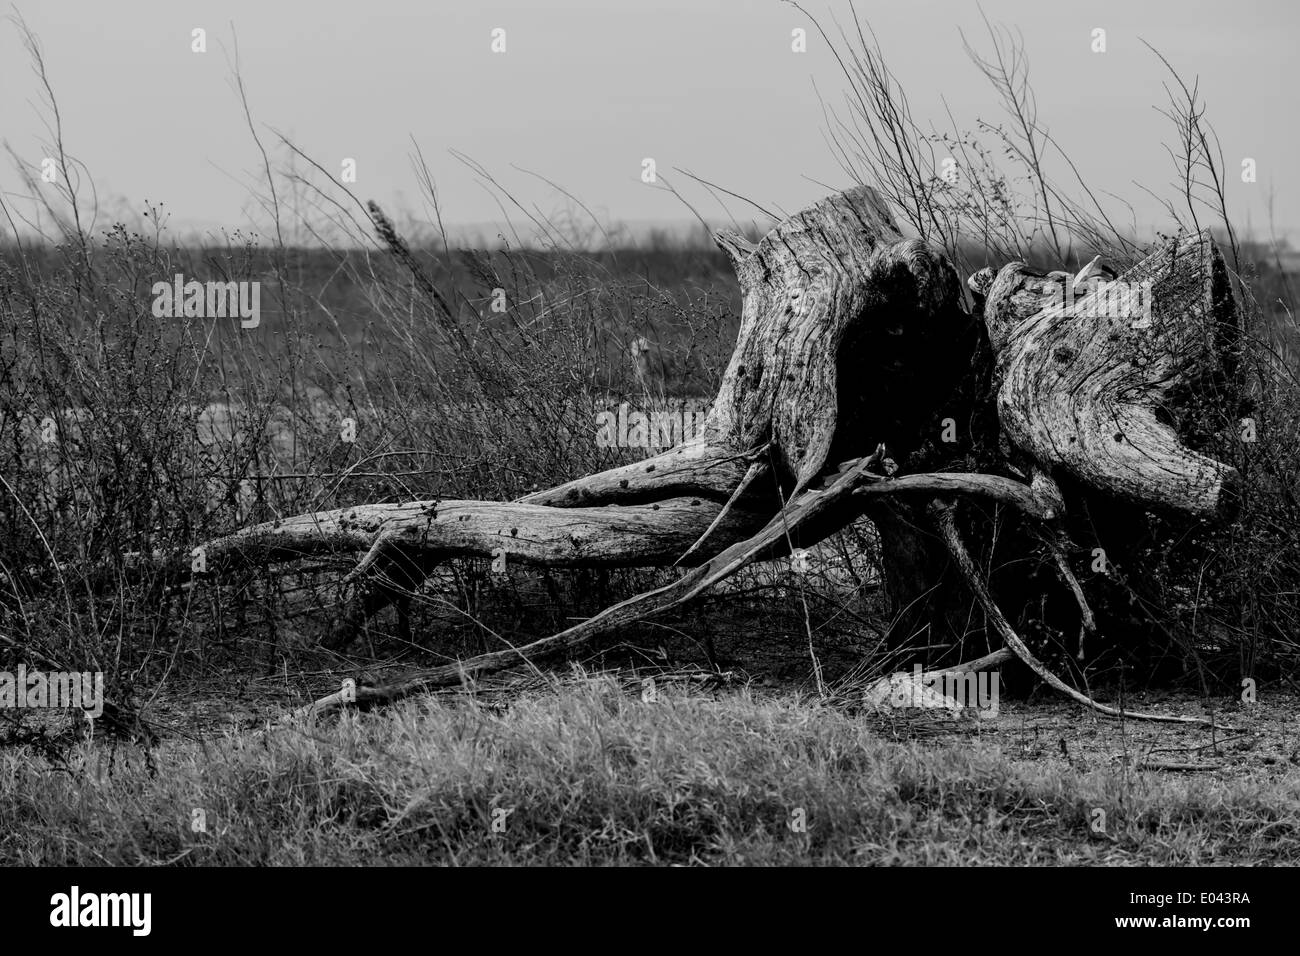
874,692,1300,781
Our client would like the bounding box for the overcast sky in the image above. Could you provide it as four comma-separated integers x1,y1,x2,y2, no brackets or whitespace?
2,0,1296,245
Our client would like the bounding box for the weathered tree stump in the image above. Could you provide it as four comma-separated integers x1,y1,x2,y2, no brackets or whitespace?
133,185,1239,721
872,230,1241,670
986,233,1239,517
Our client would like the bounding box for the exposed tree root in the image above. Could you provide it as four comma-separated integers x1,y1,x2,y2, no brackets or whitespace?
674,454,769,567
293,458,1071,719
926,647,1014,676
1036,526,1098,660
293,453,887,717
930,501,1240,731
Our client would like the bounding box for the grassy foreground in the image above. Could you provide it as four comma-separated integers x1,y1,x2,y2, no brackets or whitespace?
2,676,1297,865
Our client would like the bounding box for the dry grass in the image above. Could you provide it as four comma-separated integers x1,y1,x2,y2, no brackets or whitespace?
2,675,1298,865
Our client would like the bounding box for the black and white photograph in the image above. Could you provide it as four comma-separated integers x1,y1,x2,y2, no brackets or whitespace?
0,0,1291,930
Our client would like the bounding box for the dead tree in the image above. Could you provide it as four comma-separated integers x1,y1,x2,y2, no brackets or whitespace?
151,185,1239,720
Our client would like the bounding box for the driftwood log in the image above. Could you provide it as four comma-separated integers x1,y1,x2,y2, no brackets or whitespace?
153,185,1239,722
